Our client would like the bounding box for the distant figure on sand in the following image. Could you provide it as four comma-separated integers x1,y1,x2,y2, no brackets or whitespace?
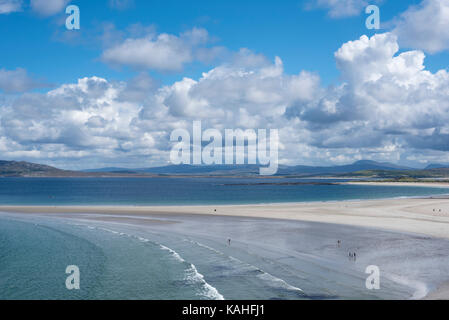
337,240,341,248
349,252,357,261
228,239,231,246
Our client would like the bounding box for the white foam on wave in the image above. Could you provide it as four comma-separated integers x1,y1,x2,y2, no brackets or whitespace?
160,243,224,300
184,263,225,300
159,244,185,263
137,236,150,242
256,272,303,293
86,225,148,243
98,227,120,234
184,238,304,294
82,223,225,300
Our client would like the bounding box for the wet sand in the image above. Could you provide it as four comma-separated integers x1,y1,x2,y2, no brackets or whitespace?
1,197,449,299
1,197,449,239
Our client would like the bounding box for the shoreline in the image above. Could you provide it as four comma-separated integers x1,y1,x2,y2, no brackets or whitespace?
2,195,449,300
3,209,439,300
0,179,448,209
1,196,449,239
342,181,449,188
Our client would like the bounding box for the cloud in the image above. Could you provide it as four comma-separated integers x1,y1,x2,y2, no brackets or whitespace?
116,72,159,102
101,27,220,72
109,0,134,10
392,0,449,53
0,0,22,14
2,33,449,168
30,0,70,17
306,0,380,18
287,32,449,158
1,77,140,151
0,55,320,168
0,68,50,93
406,128,449,151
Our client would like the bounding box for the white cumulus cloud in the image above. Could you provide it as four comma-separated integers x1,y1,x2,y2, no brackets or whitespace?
392,0,449,53
0,0,22,14
0,68,49,93
102,28,219,72
30,0,70,17
2,33,449,168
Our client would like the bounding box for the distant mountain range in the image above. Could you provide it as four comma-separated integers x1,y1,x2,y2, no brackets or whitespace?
0,160,153,177
0,160,69,177
84,164,262,175
1,159,449,178
83,160,417,176
277,160,415,175
425,163,449,169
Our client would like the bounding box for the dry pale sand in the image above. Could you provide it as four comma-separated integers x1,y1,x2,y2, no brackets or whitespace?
424,281,449,300
343,181,449,188
1,196,449,239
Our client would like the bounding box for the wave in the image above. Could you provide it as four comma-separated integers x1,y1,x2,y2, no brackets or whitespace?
159,244,224,300
184,238,304,295
98,227,120,234
184,263,225,300
256,272,303,293
159,244,186,263
82,224,225,300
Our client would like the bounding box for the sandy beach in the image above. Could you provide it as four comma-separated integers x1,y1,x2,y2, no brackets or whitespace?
1,195,449,300
343,181,449,188
2,196,449,239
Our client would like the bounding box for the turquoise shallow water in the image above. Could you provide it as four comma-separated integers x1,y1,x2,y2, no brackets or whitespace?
0,213,449,300
0,214,410,300
2,212,449,300
1,178,449,300
0,215,222,300
0,177,447,205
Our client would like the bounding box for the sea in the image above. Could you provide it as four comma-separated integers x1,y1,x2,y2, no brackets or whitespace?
0,177,447,205
0,177,448,300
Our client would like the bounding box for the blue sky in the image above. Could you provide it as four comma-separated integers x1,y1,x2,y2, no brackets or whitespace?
1,0,449,169
1,0,442,86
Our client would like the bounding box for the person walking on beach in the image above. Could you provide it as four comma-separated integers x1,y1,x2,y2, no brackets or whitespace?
337,240,341,248
228,238,231,246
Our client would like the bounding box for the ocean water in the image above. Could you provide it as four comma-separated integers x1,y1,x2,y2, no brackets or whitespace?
0,214,317,300
0,177,447,205
0,215,224,300
1,178,449,300
2,212,448,300
0,213,422,300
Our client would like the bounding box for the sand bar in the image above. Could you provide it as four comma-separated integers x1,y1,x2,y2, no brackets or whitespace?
1,196,449,239
343,181,449,188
